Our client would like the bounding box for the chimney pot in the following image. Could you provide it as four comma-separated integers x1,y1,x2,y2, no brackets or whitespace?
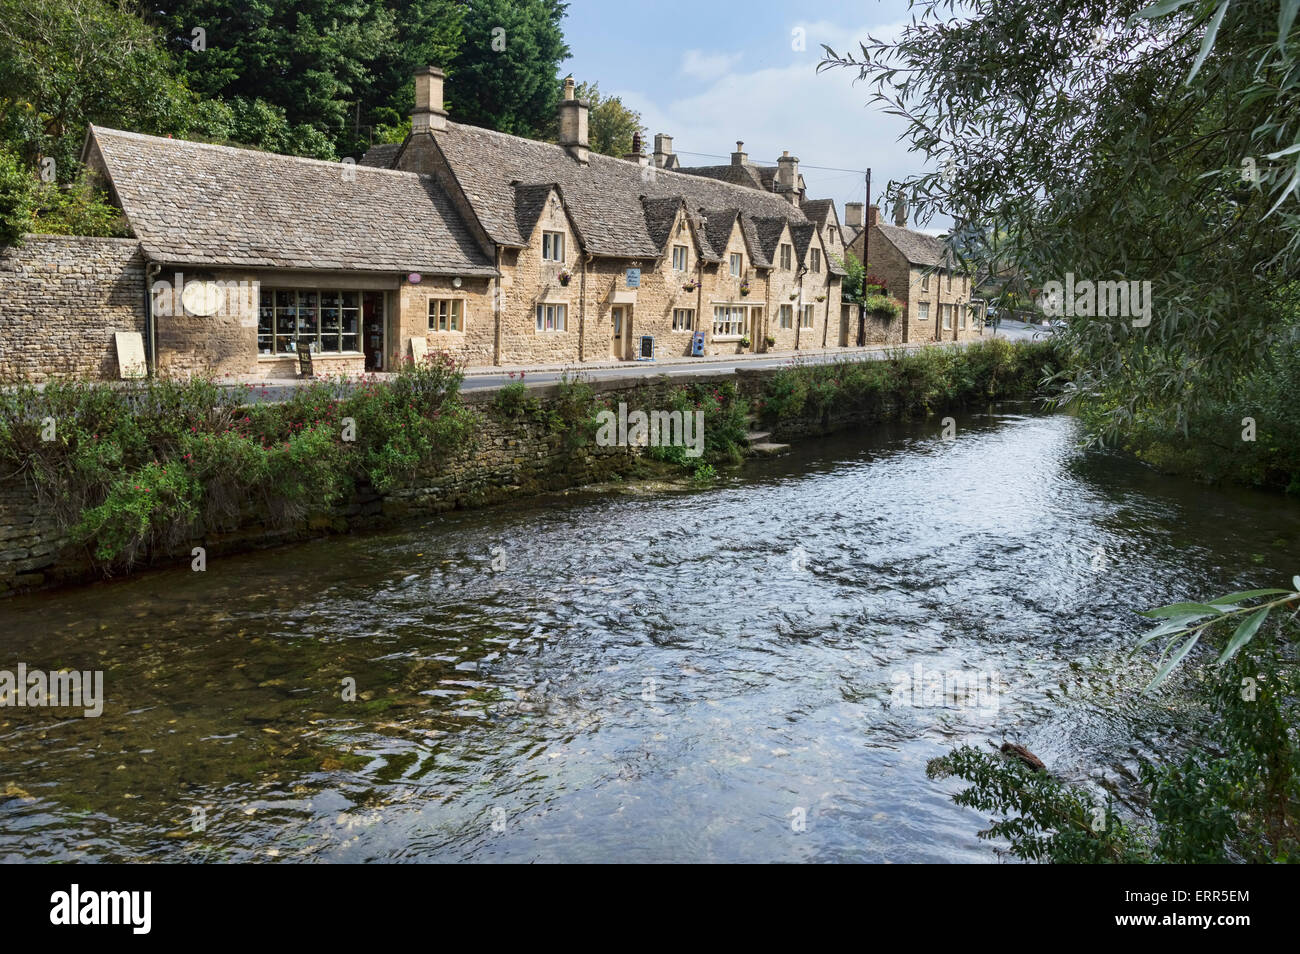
731,141,747,166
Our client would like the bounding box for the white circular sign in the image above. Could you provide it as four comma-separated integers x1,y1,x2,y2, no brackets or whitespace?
181,280,223,316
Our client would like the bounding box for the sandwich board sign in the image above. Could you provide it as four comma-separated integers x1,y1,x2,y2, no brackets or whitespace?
410,336,428,364
114,332,147,379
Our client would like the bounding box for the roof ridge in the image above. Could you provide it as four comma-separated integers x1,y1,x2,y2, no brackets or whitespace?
90,125,436,182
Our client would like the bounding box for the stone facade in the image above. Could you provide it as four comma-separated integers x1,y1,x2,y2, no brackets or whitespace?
0,236,145,383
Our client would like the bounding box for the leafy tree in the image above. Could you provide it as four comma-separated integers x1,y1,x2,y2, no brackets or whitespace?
574,81,645,157
833,252,865,304
447,0,570,138
0,147,38,246
151,0,411,156
821,0,1300,444
190,96,336,159
0,0,195,180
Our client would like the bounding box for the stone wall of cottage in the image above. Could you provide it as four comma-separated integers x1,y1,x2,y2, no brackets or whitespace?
864,228,981,345
397,275,495,367
498,195,583,365
0,235,146,383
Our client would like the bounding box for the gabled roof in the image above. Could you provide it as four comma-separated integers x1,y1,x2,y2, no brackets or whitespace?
800,199,836,229
513,183,559,242
751,216,792,261
372,122,813,259
86,127,496,275
875,223,951,268
358,143,401,168
641,196,685,250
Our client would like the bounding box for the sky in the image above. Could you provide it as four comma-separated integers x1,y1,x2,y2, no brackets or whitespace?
561,0,945,232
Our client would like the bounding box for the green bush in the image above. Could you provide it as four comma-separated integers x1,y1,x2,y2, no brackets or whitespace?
0,354,473,569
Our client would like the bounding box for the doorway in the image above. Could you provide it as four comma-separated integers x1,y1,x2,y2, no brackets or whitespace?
611,305,629,360
363,291,386,371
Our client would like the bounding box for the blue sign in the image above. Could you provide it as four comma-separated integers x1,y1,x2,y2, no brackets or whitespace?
691,331,706,356
625,268,641,288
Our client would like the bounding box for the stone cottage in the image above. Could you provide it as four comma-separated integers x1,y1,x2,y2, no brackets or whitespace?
0,67,858,382
845,203,983,344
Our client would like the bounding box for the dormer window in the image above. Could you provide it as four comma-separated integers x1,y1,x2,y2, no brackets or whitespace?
672,245,689,271
729,252,743,277
542,231,565,262
779,244,792,269
810,248,821,273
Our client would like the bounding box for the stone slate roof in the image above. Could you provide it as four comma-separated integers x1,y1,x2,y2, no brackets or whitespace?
513,183,557,242
752,216,790,260
875,223,951,268
800,199,835,229
87,127,496,275
358,143,401,169
676,163,764,191
641,196,685,251
394,122,815,260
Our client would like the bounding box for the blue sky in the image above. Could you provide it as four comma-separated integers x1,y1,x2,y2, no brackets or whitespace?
562,0,940,231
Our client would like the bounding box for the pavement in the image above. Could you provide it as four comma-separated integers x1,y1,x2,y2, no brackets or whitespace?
223,324,1043,402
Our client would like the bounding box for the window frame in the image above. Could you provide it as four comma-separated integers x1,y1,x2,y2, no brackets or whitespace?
729,252,743,277
800,304,814,329
427,297,463,333
810,248,821,273
779,304,793,329
258,287,363,356
917,302,931,321
779,244,792,270
672,245,689,272
534,302,568,332
920,271,930,291
712,304,746,339
672,308,694,332
542,230,566,262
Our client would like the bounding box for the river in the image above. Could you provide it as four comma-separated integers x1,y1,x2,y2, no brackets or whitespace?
2,405,1298,862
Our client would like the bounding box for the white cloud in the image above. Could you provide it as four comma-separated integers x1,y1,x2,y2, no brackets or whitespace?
612,19,950,233
680,49,745,81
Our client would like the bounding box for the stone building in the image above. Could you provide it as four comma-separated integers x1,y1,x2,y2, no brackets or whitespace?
0,68,860,382
845,204,983,343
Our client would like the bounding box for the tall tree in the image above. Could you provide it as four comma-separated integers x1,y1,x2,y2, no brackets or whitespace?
447,0,570,138
574,81,645,157
0,0,194,178
822,0,1300,440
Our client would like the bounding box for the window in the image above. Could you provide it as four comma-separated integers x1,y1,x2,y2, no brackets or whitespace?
946,271,953,291
800,305,814,329
779,304,793,329
428,298,462,332
729,252,743,277
920,271,930,291
258,288,361,354
672,308,694,331
672,245,689,272
779,244,792,270
942,304,953,329
917,302,930,321
810,248,821,273
958,304,968,329
542,231,565,262
712,305,745,338
826,228,836,248
535,303,567,331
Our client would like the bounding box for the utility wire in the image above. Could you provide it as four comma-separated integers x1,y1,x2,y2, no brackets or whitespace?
673,149,868,175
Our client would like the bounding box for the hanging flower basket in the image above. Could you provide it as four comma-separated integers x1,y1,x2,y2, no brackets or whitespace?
739,280,751,296
815,294,826,302
557,269,572,286
788,291,798,300
682,280,699,292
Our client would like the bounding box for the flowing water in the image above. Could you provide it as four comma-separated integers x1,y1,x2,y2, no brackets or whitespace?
2,405,1298,863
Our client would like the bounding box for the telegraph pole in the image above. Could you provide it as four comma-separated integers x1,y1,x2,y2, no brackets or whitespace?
860,168,871,345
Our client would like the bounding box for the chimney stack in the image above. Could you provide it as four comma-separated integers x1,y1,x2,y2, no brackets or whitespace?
867,204,880,228
892,192,907,227
412,67,448,133
776,151,800,205
845,202,864,229
558,77,590,165
624,131,647,166
653,133,676,169
731,141,747,166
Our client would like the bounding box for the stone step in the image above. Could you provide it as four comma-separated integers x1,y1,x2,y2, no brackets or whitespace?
745,430,771,442
747,441,790,457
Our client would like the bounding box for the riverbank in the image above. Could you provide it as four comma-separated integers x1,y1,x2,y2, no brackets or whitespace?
0,339,1060,597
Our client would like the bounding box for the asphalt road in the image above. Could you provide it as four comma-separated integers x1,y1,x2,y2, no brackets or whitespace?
223,323,1044,402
